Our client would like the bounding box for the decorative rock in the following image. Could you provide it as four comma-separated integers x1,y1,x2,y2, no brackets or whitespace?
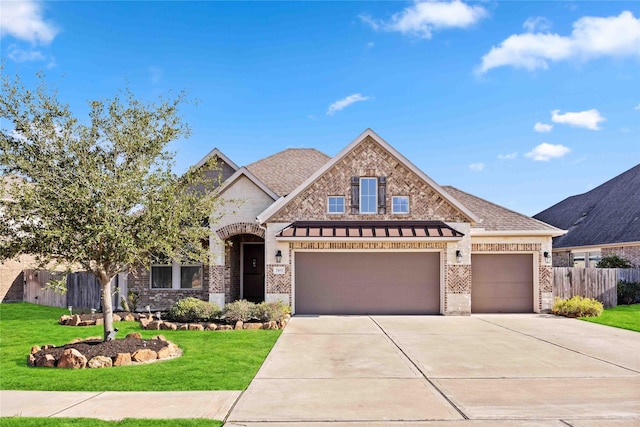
69,338,84,344
30,345,41,354
235,321,244,330
178,324,189,330
188,323,204,331
157,344,178,359
112,314,122,322
264,321,278,330
139,318,151,329
206,323,218,331
68,315,82,326
78,320,96,326
147,320,162,330
42,344,56,350
244,323,263,330
131,349,157,362
113,352,131,366
160,322,177,330
88,355,113,369
94,318,104,326
124,314,136,322
152,335,167,341
279,318,289,328
36,354,56,368
59,315,71,325
126,332,142,339
27,354,36,367
217,325,233,331
58,348,87,369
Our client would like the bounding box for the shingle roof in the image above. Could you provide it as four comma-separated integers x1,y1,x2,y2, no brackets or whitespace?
443,186,561,232
246,148,330,197
533,164,640,248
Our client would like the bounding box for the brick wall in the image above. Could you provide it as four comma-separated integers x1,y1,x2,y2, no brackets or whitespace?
269,137,469,223
552,250,572,267
602,245,640,267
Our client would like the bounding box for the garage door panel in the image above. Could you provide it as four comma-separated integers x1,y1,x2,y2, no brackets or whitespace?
471,254,533,313
295,252,440,315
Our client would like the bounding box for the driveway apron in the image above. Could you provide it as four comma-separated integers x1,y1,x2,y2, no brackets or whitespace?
227,314,640,425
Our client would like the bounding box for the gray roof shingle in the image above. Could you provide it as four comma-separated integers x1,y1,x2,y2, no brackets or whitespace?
444,186,561,232
246,148,330,197
533,164,640,248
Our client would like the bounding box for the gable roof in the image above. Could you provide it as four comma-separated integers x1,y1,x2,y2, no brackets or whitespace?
215,166,279,201
246,148,330,197
533,164,640,247
444,186,564,235
257,129,480,224
192,148,240,172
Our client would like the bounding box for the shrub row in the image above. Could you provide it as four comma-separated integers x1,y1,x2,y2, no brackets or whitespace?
617,281,640,305
167,297,290,323
552,296,603,318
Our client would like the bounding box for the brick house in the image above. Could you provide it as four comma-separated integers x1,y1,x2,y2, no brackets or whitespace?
534,163,640,268
129,129,564,314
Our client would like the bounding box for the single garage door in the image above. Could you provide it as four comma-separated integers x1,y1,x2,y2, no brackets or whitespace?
295,252,440,315
471,254,533,313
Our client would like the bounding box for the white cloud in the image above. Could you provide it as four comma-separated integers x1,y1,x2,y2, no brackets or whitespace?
635,104,640,111
0,0,58,44
7,45,45,62
360,1,488,39
469,162,485,171
534,122,553,132
477,11,640,74
497,152,518,160
327,93,371,115
551,109,606,130
523,16,551,33
525,143,570,161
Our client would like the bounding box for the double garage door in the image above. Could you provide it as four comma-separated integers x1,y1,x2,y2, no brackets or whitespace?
294,252,534,315
295,252,440,315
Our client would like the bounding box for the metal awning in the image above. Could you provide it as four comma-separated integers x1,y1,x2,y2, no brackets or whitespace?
276,221,464,239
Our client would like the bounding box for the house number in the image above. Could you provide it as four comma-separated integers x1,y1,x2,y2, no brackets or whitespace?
273,266,285,275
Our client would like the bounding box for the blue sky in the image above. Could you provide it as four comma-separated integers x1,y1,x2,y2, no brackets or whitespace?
1,1,639,216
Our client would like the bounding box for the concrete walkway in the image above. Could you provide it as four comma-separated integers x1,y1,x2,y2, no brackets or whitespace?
2,314,639,426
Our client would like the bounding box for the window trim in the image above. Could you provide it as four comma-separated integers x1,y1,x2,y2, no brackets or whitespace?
150,261,203,290
359,177,377,214
392,195,410,214
327,196,345,214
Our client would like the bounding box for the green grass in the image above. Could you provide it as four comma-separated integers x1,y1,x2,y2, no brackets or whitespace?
1,418,222,427
0,303,281,391
580,303,640,332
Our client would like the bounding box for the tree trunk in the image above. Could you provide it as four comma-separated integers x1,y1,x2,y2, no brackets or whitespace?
100,277,114,341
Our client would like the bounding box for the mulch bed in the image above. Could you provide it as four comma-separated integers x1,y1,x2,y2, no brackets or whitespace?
32,338,167,361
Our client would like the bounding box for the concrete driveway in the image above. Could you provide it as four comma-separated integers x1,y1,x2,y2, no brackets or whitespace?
227,314,640,426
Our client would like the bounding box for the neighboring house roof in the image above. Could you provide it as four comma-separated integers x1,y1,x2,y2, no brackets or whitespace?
533,164,640,248
444,186,564,235
257,129,480,224
193,148,240,172
246,148,330,197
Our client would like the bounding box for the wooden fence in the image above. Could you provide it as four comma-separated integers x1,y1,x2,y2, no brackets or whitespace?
553,267,640,308
23,270,104,309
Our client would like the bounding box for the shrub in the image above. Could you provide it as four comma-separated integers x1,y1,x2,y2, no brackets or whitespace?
617,281,640,305
168,297,221,322
253,301,291,322
596,254,634,268
552,296,603,318
223,299,255,323
127,291,140,312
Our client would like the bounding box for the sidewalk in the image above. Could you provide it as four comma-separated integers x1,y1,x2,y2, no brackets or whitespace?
0,390,240,420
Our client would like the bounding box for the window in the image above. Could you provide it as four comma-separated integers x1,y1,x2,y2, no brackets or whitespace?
572,251,601,268
360,177,377,214
392,196,409,214
151,262,202,289
327,196,345,214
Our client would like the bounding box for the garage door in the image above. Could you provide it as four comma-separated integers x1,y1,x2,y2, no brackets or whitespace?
295,252,440,315
471,254,533,313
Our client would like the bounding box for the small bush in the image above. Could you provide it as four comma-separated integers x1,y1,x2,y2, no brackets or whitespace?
168,297,221,322
552,296,603,318
223,299,255,323
617,281,640,305
596,254,634,268
127,291,140,312
253,301,291,322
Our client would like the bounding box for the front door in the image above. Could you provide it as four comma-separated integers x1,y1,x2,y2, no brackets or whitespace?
242,244,265,303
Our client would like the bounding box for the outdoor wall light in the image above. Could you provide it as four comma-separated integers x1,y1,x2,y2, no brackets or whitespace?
275,250,283,263
455,250,462,264
544,251,551,263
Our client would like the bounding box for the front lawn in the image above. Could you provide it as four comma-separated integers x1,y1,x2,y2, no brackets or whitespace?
0,303,281,391
2,418,222,427
580,304,640,332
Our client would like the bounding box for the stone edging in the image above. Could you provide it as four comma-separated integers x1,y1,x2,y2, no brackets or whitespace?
139,315,290,331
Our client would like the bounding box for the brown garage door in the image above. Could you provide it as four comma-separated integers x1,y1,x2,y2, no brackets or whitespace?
295,252,440,315
471,254,533,313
